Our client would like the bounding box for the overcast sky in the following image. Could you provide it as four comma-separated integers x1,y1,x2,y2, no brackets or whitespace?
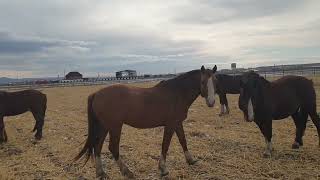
0,0,319,78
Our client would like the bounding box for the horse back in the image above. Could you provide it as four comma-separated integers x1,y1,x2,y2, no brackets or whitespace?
216,74,241,94
270,76,315,119
0,89,46,116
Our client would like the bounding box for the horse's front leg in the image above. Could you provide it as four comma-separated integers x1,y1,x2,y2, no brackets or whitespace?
175,123,197,165
256,120,273,158
0,116,7,143
159,125,175,177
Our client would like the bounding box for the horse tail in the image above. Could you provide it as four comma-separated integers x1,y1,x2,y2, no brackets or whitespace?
73,93,96,164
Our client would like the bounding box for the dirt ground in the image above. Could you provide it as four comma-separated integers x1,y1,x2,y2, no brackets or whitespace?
0,77,319,180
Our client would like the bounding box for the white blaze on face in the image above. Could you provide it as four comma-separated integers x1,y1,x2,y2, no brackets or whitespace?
248,98,254,121
206,77,215,106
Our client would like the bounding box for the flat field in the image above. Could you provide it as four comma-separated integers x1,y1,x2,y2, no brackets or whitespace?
0,77,319,179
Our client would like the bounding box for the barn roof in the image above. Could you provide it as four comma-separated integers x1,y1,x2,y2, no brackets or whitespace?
66,71,82,76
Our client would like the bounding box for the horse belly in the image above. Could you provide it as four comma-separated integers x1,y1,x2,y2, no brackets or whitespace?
124,103,170,128
4,107,29,116
125,109,167,128
272,102,299,120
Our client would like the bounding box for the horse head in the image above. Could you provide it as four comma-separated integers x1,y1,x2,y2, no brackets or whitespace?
238,71,270,122
200,65,217,107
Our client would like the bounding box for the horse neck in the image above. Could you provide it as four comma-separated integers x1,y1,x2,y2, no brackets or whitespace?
253,80,272,113
174,73,201,107
157,72,201,107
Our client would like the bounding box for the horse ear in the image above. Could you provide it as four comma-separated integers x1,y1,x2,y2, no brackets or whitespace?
201,65,205,73
212,65,217,73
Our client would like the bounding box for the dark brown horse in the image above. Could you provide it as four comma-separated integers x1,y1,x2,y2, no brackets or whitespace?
214,74,241,116
74,66,218,179
238,72,320,157
0,89,47,143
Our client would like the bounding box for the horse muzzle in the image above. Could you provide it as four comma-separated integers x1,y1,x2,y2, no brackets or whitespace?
206,99,215,107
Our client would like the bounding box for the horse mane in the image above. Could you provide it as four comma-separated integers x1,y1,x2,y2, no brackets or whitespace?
155,70,200,89
244,71,270,87
258,76,270,86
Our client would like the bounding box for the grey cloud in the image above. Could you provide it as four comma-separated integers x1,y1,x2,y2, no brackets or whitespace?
0,31,94,54
0,0,318,77
174,0,303,24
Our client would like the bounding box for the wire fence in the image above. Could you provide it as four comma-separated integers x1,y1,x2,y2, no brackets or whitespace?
1,66,320,91
257,67,320,86
0,77,171,91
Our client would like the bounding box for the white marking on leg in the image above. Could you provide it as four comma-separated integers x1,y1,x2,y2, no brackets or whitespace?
266,140,272,152
95,155,105,177
184,151,192,162
116,158,123,169
159,154,166,168
117,157,133,177
248,98,254,121
206,77,215,106
223,104,227,114
264,139,272,157
184,151,196,164
159,154,168,176
116,157,128,172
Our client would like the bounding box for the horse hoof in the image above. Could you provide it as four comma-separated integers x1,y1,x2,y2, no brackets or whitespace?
96,171,107,180
160,169,169,177
291,142,300,149
35,136,42,140
263,151,271,158
35,132,42,140
187,158,198,165
122,169,134,179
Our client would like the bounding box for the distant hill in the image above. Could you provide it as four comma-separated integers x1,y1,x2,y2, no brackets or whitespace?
0,77,21,84
0,77,62,85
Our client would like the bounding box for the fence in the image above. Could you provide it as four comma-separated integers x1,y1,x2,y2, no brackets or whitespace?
0,77,173,91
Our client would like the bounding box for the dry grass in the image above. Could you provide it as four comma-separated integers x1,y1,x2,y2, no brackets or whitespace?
0,78,319,180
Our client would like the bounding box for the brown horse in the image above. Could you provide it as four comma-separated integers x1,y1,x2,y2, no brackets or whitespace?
0,89,47,143
214,74,242,116
74,65,217,179
238,72,320,157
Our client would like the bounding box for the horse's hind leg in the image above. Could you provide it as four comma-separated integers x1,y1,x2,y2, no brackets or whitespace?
0,116,7,143
308,107,320,147
94,126,108,179
292,110,308,149
224,94,230,114
159,125,175,176
175,123,197,165
108,125,134,178
31,111,44,140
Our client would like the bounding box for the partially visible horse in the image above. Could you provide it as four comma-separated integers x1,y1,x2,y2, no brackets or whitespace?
214,74,242,116
238,72,320,157
0,89,47,143
74,65,218,179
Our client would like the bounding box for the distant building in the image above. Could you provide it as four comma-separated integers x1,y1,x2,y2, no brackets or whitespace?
65,71,83,80
231,63,236,70
116,70,137,78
